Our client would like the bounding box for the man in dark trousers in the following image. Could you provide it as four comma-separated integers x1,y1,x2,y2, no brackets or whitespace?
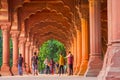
18,54,23,75
31,52,38,75
66,51,74,75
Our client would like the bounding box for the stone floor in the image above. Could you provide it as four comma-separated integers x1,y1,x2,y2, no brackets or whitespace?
0,74,97,80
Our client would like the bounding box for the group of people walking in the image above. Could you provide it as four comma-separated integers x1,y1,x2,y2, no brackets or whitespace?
17,51,74,76
18,52,39,76
44,51,74,76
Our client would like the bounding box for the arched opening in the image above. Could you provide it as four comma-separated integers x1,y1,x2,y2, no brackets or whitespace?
38,39,66,73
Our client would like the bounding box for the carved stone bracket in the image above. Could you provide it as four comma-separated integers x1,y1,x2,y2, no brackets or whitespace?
10,30,20,39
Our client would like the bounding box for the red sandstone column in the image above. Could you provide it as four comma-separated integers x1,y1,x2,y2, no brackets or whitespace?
74,30,82,75
29,45,33,73
11,31,19,74
73,37,77,73
98,0,112,79
78,17,89,75
32,45,35,54
85,0,103,77
25,41,30,73
0,24,11,75
98,0,120,80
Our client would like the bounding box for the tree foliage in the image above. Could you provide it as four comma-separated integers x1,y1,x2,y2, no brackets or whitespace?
0,30,13,67
38,39,66,71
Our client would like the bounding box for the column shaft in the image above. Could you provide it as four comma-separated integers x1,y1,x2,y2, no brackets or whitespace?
29,45,33,73
98,0,112,79
99,0,120,80
25,41,30,73
1,24,12,75
78,18,89,75
85,0,103,77
11,31,19,74
73,37,77,73
75,30,82,75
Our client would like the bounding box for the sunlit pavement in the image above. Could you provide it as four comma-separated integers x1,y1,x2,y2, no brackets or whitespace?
0,74,97,80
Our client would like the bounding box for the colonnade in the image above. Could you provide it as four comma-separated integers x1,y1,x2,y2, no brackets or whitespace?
68,0,120,80
1,0,120,80
0,25,39,75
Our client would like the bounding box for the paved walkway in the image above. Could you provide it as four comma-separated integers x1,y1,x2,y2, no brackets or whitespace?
0,74,97,80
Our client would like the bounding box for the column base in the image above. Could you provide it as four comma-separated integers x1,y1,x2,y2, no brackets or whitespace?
12,65,18,75
0,64,13,76
73,66,76,74
85,56,103,77
97,46,111,80
29,67,32,74
25,67,30,74
99,67,120,80
78,61,88,75
23,67,27,74
29,70,32,74
98,45,120,80
97,70,106,80
74,65,80,75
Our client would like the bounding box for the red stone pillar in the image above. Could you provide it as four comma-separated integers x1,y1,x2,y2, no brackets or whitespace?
25,41,30,73
29,44,34,73
0,24,12,75
98,0,120,80
78,17,89,75
73,37,77,73
98,0,112,79
19,37,26,72
32,46,36,53
11,31,19,74
75,30,82,75
85,0,103,77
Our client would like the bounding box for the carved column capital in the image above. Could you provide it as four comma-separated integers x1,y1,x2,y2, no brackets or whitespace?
10,31,20,39
19,37,26,45
25,41,31,47
1,23,11,32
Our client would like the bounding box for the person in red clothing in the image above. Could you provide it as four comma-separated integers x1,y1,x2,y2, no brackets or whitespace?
66,51,74,75
50,58,55,74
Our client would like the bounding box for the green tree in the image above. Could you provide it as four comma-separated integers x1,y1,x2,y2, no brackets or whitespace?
0,30,13,67
38,39,66,72
10,38,13,67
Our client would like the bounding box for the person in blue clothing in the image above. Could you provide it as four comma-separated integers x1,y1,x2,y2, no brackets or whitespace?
18,54,23,75
31,52,39,75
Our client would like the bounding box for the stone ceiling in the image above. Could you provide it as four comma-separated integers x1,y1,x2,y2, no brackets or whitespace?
0,0,107,53
9,0,81,48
